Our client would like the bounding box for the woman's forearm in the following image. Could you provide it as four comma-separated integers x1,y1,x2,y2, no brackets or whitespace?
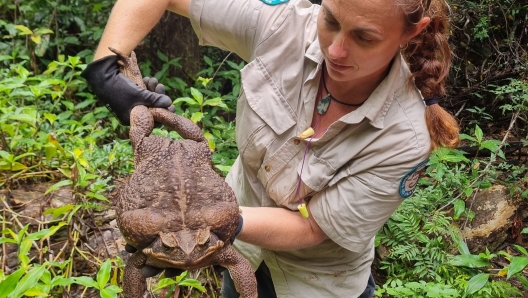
94,0,190,59
237,206,328,251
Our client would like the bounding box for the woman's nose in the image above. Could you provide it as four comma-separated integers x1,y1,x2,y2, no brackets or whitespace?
327,35,348,59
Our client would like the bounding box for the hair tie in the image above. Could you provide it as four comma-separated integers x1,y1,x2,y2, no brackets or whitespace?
424,96,440,106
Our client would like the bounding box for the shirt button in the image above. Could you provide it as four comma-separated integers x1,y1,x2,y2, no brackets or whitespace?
265,165,271,172
294,139,300,145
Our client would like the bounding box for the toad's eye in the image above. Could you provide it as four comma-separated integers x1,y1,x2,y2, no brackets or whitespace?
162,243,172,251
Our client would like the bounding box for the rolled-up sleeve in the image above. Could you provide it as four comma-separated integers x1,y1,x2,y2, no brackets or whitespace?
310,171,403,253
189,0,294,61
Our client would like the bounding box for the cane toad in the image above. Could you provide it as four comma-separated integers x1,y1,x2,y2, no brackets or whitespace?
110,47,257,298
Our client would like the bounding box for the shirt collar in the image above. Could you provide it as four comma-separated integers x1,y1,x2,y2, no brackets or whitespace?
344,54,407,129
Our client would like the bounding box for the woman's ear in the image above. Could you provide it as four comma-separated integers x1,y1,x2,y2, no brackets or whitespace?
401,16,431,44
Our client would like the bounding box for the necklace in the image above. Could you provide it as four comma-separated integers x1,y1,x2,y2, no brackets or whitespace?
316,62,367,115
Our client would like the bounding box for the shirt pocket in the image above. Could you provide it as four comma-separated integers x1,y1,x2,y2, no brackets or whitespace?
237,57,297,169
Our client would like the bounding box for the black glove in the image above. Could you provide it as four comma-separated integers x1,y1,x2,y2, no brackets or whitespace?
124,244,183,278
81,55,174,125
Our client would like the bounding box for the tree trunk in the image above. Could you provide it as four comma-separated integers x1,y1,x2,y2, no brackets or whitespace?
135,12,201,86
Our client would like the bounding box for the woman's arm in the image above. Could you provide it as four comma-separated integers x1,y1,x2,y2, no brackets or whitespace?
237,204,328,251
94,0,191,59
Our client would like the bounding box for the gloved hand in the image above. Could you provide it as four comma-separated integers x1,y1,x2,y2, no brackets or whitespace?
81,55,175,125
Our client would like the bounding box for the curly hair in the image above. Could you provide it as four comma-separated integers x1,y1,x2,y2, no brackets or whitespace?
398,0,460,150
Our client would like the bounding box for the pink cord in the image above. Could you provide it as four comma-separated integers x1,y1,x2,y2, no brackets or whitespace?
296,114,327,204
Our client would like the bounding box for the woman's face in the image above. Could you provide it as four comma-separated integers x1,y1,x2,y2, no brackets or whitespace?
317,0,412,83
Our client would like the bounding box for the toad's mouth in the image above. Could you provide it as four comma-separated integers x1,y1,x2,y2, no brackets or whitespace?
142,235,224,269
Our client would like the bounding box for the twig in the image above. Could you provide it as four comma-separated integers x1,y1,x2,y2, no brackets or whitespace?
208,52,233,90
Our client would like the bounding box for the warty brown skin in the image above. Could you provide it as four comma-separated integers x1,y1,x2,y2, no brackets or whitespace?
111,48,257,298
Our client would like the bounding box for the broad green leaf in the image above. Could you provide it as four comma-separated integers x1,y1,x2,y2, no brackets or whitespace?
23,284,50,296
68,56,80,67
75,99,96,110
480,140,501,153
156,51,169,62
14,152,36,161
467,273,489,294
40,270,51,285
214,165,231,174
459,133,477,143
97,259,112,289
73,276,98,288
173,97,199,106
26,223,66,242
0,162,27,171
516,275,528,290
19,238,33,255
0,267,26,298
204,132,215,151
190,87,203,105
86,192,109,202
522,228,528,234
10,266,47,297
0,151,12,160
35,28,54,35
463,187,474,197
43,205,75,219
44,144,57,161
506,257,528,279
515,245,528,256
204,56,212,66
449,254,490,268
100,287,119,298
204,97,228,109
191,112,204,123
0,238,17,245
453,199,465,220
153,278,177,291
43,113,58,124
474,125,483,143
31,35,41,44
178,279,205,292
15,25,33,35
17,225,30,244
51,276,76,287
7,114,36,126
44,180,73,194
104,285,122,295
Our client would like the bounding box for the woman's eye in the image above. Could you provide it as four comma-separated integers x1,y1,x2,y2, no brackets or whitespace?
324,17,339,27
357,35,374,44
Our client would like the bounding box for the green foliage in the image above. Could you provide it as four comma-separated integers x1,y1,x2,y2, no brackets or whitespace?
376,124,527,296
153,271,205,296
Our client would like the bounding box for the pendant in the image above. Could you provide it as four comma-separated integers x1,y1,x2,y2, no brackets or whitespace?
317,94,331,115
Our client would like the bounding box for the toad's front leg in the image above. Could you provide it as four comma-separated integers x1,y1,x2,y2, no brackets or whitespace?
215,246,257,298
123,251,148,298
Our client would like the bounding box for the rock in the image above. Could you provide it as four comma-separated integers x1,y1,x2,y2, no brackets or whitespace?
459,185,527,253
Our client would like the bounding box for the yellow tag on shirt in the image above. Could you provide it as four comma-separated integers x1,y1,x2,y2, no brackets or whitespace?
298,203,309,218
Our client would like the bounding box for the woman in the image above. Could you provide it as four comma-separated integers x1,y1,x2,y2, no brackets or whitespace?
82,0,459,296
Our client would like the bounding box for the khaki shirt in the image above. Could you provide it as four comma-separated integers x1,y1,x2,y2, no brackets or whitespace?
189,0,431,296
